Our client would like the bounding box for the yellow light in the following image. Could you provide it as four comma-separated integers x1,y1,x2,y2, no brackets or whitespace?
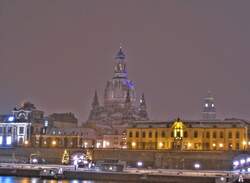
159,142,163,148
212,143,216,147
43,141,47,145
219,143,223,148
248,141,250,145
24,140,29,145
103,140,110,148
52,140,56,146
132,142,136,147
243,141,247,145
96,142,101,148
188,142,192,147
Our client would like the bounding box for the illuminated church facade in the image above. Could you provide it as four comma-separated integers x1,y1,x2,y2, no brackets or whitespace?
87,47,149,133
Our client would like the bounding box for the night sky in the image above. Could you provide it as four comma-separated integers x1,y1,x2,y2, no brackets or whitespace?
1,1,250,123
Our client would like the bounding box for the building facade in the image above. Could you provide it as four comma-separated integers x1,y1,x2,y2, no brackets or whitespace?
127,118,249,151
32,127,97,148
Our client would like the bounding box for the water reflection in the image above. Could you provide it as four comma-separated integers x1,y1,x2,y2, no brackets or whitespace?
0,176,120,183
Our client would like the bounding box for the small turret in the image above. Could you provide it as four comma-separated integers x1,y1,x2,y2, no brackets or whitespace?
139,93,149,119
92,90,99,109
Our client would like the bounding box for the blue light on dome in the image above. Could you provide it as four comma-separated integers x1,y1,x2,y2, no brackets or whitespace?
8,116,14,122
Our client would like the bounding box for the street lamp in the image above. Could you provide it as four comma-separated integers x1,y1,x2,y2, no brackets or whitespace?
137,161,143,168
52,140,57,146
194,163,200,169
132,142,136,148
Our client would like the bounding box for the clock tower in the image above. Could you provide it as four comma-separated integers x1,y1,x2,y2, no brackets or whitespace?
202,91,216,120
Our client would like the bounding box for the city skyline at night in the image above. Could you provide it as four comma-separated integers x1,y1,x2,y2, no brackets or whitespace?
1,1,250,123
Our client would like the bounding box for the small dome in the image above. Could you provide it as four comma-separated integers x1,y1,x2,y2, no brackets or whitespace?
115,47,126,60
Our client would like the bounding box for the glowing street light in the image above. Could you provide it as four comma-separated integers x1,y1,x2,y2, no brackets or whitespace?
194,163,200,169
84,142,88,148
137,161,143,168
52,140,57,146
132,142,136,148
159,142,163,148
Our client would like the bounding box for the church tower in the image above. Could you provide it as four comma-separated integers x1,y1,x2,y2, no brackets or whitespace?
202,91,216,120
114,47,127,79
87,46,150,131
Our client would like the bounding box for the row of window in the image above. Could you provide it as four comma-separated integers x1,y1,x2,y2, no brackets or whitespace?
0,127,24,134
128,130,242,139
128,142,242,150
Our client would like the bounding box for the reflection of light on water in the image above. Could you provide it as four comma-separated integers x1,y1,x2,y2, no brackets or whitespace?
21,177,30,183
0,177,98,183
70,180,94,183
31,177,39,183
0,176,13,183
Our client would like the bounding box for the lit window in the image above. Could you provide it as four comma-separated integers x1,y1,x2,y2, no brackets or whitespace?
19,127,24,135
205,103,208,107
6,136,12,145
132,142,136,147
44,120,48,127
211,104,215,107
0,136,2,145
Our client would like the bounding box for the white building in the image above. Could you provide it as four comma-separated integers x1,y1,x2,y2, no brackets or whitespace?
0,115,31,147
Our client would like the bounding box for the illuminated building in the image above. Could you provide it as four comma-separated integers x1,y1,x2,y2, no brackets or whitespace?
33,127,97,148
127,118,248,151
0,101,45,147
0,117,31,147
87,47,149,134
101,133,127,149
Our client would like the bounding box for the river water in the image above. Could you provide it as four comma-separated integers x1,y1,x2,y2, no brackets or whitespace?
0,176,131,183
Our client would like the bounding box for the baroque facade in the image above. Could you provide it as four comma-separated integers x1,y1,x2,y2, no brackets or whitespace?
127,118,249,151
87,47,149,133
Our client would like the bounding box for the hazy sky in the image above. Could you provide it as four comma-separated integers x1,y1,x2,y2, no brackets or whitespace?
1,0,250,123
